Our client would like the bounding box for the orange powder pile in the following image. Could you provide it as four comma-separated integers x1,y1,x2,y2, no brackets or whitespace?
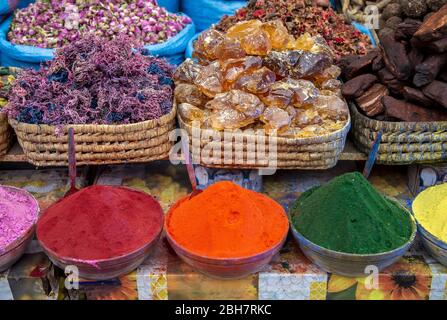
166,181,288,258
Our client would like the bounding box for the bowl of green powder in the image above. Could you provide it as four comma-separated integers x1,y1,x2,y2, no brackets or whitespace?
289,172,416,277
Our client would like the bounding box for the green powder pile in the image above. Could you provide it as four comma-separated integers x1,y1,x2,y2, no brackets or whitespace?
291,172,412,254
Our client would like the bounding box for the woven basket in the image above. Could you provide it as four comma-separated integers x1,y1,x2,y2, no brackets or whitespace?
178,113,351,170
8,105,176,166
0,113,11,156
350,102,447,165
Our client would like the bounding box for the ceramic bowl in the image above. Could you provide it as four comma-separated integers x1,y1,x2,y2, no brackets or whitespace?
38,187,164,280
0,186,39,272
165,196,288,279
289,197,417,277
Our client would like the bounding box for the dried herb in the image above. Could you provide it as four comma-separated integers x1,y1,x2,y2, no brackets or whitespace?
5,36,174,125
216,1,371,58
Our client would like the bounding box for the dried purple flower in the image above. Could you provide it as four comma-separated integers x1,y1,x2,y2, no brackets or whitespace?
8,0,192,48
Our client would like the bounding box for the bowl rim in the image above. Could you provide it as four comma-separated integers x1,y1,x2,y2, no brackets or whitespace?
0,185,40,255
37,186,165,265
414,221,447,250
164,194,290,264
411,189,447,250
288,195,417,258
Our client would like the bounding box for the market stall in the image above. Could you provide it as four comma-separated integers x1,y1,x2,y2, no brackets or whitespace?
1,0,447,301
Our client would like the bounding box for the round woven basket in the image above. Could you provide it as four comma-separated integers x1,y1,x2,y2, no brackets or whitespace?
178,113,351,170
350,102,447,165
8,104,176,166
0,113,11,156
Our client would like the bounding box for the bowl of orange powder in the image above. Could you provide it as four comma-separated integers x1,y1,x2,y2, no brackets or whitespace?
165,181,289,279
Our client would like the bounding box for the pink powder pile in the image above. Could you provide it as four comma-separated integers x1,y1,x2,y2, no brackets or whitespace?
0,186,38,253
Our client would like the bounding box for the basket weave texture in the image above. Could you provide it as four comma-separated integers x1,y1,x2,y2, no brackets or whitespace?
178,113,351,170
0,113,11,156
350,102,447,165
8,105,176,166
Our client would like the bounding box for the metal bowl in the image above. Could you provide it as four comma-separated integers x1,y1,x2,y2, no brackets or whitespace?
0,186,39,272
165,196,289,279
412,189,447,267
289,198,417,277
38,187,164,280
415,223,447,267
0,225,35,272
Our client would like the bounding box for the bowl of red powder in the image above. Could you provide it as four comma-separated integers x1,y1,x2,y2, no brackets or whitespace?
37,185,164,280
165,181,289,279
0,185,39,272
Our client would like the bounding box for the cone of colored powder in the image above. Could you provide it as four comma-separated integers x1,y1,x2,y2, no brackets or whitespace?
37,185,164,261
166,181,289,259
290,172,413,255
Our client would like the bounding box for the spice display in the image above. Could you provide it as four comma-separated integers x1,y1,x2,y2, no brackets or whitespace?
291,172,413,254
37,185,163,260
166,181,288,258
5,36,174,125
341,4,447,122
0,186,38,252
216,1,371,58
175,20,349,138
8,0,192,49
413,183,447,243
341,0,447,40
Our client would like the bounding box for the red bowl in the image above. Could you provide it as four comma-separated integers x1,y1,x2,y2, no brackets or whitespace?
38,187,164,280
165,195,288,279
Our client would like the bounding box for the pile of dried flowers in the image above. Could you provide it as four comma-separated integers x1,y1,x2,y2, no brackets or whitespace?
4,35,174,125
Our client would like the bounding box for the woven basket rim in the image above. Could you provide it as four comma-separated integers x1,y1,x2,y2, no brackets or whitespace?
349,101,447,129
8,103,177,133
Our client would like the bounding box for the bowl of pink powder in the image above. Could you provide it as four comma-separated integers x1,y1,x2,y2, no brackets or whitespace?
0,185,40,272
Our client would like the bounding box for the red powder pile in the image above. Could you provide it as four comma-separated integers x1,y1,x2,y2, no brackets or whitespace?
37,185,163,260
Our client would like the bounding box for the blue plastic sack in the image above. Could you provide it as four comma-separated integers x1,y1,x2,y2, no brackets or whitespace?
185,33,200,59
181,0,246,32
145,16,195,57
0,16,53,68
329,0,337,9
0,0,33,15
1,53,42,69
352,22,377,46
0,14,195,68
157,0,180,12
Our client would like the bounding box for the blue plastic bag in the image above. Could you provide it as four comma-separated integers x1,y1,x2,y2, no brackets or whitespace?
185,33,200,59
352,22,377,46
157,0,180,12
0,0,33,15
181,0,246,32
0,14,195,68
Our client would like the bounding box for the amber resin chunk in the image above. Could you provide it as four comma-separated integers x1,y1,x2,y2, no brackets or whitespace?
232,67,276,94
174,59,203,84
260,106,291,132
205,90,265,119
178,103,209,124
175,83,210,106
194,61,224,97
210,108,254,130
221,56,263,88
193,29,225,61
